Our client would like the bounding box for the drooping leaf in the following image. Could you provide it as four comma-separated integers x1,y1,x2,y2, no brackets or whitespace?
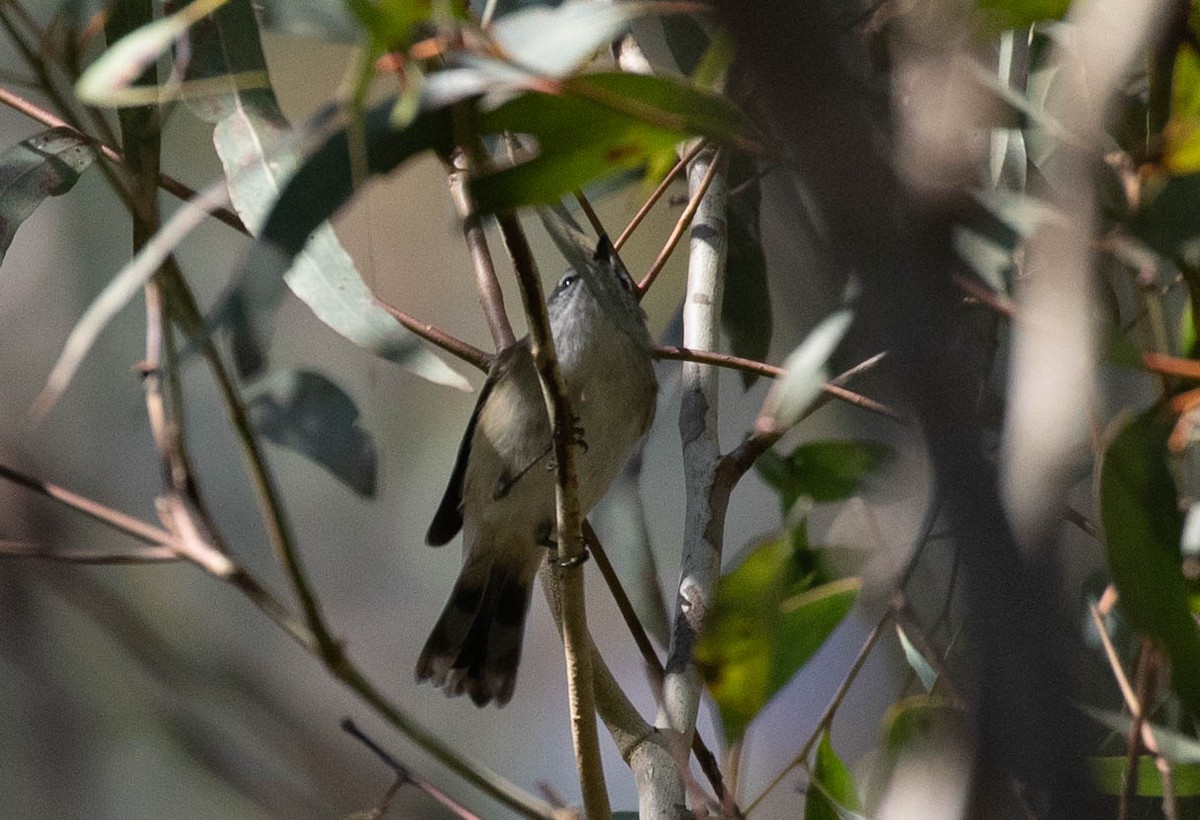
490,0,659,78
882,696,967,752
723,150,770,388
757,309,853,436
805,733,864,820
695,531,859,742
188,2,467,390
471,72,749,211
0,127,96,267
1131,173,1200,267
1100,409,1200,714
756,439,893,515
246,369,377,496
1090,756,1200,797
76,0,263,107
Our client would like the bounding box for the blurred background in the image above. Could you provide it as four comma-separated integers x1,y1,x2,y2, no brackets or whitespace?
0,18,979,820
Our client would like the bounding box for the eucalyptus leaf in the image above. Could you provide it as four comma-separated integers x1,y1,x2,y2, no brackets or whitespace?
75,0,265,107
187,1,468,390
1166,44,1200,174
757,309,853,435
756,439,892,514
1080,705,1200,765
896,625,939,693
805,733,862,820
490,0,658,78
975,0,1071,32
247,369,376,496
1100,409,1200,714
254,0,361,41
695,531,859,742
1090,756,1200,797
0,127,96,267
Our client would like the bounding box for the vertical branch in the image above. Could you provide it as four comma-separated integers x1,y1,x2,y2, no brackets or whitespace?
660,146,728,747
495,213,611,820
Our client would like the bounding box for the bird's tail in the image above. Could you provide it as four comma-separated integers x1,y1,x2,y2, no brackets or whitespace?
415,558,537,707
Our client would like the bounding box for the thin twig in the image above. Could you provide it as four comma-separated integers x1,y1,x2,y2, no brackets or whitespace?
615,140,707,251
0,540,179,564
497,212,610,820
342,719,483,820
0,85,248,234
572,190,607,239
637,147,724,298
448,150,515,350
744,613,889,815
374,296,491,372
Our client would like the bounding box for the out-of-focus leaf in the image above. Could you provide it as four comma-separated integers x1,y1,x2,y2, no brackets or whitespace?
1167,45,1200,174
696,530,859,742
882,697,967,751
693,28,735,90
954,227,1013,292
1081,705,1200,764
76,0,267,107
659,14,710,76
472,72,748,211
1132,173,1200,268
346,0,438,48
1100,409,1200,714
1179,300,1196,358
0,127,96,266
1091,756,1200,797
896,625,938,693
723,150,770,388
490,0,657,78
805,733,863,820
756,439,893,514
757,309,853,435
188,3,467,390
34,181,233,417
246,369,377,496
975,0,1071,31
254,0,361,41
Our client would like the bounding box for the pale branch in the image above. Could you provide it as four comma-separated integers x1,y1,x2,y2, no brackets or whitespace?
637,146,724,298
660,145,728,758
583,522,733,809
0,85,248,235
448,149,516,350
615,140,707,252
374,296,491,372
0,540,178,564
497,212,611,820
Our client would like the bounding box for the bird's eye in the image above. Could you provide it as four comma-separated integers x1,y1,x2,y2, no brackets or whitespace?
559,274,576,290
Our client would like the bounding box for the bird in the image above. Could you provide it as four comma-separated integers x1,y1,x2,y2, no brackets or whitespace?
416,233,656,706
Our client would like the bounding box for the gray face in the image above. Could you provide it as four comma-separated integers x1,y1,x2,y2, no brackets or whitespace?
547,247,650,348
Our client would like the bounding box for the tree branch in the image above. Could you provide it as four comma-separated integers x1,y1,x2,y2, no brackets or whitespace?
659,145,728,761
496,212,611,820
374,295,491,372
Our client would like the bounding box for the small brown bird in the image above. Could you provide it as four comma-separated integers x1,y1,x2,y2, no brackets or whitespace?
416,235,656,706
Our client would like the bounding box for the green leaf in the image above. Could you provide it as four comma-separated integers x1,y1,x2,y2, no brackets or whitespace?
1167,44,1200,174
881,696,967,752
756,439,893,513
472,72,748,211
192,4,466,389
1100,409,1200,714
246,369,377,496
75,0,265,107
490,0,660,78
253,0,361,41
1130,173,1200,267
757,309,853,436
695,531,859,742
805,733,862,820
975,0,1071,31
1091,756,1200,797
0,127,96,267
723,151,770,388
